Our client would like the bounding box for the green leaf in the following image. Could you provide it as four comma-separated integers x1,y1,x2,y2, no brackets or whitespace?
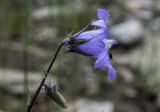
26,87,31,106
39,66,47,76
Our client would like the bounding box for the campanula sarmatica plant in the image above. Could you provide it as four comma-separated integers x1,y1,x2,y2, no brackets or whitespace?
27,8,118,112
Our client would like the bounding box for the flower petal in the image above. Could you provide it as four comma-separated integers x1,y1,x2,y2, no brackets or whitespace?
94,47,117,80
76,29,105,39
91,20,107,28
75,29,108,58
103,39,118,46
94,48,109,69
97,8,109,23
108,63,116,80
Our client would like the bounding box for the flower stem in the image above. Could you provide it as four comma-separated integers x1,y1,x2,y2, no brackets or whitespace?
27,42,64,112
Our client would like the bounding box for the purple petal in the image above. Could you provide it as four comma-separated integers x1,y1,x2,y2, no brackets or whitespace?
97,8,109,23
103,39,118,46
108,64,116,80
76,29,106,39
91,20,107,28
76,41,104,58
94,48,109,69
75,29,108,57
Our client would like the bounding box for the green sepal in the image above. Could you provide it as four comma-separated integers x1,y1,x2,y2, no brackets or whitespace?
67,49,93,57
70,21,91,38
69,38,92,47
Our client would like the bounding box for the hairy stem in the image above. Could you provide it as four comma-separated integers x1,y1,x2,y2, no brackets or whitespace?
27,43,64,112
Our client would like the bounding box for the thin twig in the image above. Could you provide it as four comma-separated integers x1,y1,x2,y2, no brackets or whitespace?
27,43,64,112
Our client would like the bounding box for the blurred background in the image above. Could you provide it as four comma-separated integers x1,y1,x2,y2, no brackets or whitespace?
0,0,160,112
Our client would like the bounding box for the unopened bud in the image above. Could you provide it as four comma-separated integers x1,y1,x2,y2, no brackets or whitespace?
44,84,67,109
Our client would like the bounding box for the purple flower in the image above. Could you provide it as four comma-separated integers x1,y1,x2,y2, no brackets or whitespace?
64,8,118,80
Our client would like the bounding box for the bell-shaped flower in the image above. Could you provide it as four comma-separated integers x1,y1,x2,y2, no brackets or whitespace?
63,8,118,80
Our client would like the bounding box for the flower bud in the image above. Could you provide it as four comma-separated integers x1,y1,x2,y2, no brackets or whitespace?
44,84,67,109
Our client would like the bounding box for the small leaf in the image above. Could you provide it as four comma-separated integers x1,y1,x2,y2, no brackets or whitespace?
39,66,47,76
26,87,31,106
